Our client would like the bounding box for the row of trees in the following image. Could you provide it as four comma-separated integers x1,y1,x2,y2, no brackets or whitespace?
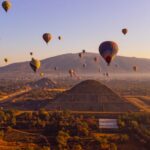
118,113,150,149
0,109,135,150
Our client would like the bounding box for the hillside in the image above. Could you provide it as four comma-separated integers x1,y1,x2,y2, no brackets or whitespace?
0,53,150,78
46,80,139,112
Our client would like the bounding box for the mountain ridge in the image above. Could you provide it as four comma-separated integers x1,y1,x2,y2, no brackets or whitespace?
0,53,150,75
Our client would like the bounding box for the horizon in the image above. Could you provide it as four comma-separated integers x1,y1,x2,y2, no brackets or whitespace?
0,52,150,69
0,0,150,66
1,52,150,67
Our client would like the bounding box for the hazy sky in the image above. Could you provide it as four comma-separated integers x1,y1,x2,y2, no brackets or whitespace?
0,0,150,65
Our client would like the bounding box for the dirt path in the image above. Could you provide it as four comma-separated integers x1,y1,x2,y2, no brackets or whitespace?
0,88,31,103
125,96,150,112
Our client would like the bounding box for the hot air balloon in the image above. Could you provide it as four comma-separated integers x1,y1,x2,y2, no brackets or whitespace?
30,52,33,56
69,69,74,77
106,72,109,77
4,58,8,63
58,36,62,40
40,72,44,77
133,66,137,72
99,41,119,65
43,33,52,44
122,28,128,35
54,67,58,71
98,68,101,73
83,63,86,68
94,57,98,62
2,0,11,12
79,53,82,58
82,50,86,54
30,58,41,73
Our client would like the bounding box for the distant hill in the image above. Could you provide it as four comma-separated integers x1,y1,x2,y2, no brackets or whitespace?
46,80,139,112
0,53,150,77
27,78,57,89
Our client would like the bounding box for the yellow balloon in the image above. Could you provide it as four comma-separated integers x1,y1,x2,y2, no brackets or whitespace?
40,72,44,77
30,58,41,73
2,1,12,12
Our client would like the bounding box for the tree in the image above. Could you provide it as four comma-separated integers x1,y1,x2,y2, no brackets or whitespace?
100,138,109,150
37,119,46,128
118,120,125,129
42,146,51,150
73,144,83,150
39,108,49,121
25,146,34,150
0,130,4,139
119,134,129,143
110,143,117,150
131,120,138,129
56,131,70,150
11,117,16,126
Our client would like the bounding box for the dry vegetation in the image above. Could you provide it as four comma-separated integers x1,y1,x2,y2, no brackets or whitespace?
0,109,149,150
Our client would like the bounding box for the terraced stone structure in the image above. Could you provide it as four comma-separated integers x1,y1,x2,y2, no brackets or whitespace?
46,80,139,112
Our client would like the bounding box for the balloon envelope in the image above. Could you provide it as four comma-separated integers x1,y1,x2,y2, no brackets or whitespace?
99,41,119,65
30,58,41,73
40,72,44,77
94,57,98,62
4,58,8,63
122,28,128,35
83,63,86,68
82,50,86,54
69,69,74,77
54,67,58,71
43,33,52,44
79,53,82,58
58,36,62,40
2,1,11,12
30,52,33,56
133,66,137,72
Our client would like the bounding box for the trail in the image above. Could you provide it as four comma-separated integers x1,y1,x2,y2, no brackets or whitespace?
125,96,150,112
0,88,31,103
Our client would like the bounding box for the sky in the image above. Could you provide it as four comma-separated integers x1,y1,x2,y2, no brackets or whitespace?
0,0,150,65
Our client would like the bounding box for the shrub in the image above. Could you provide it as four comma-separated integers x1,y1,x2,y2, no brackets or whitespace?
110,143,117,150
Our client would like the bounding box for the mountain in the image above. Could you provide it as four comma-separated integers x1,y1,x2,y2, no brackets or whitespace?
46,80,139,112
0,53,150,77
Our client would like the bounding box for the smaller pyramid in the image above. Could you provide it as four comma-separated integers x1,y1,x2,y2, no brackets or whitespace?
28,78,57,89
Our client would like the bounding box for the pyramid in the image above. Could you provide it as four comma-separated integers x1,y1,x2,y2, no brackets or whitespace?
28,78,57,89
46,80,138,112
